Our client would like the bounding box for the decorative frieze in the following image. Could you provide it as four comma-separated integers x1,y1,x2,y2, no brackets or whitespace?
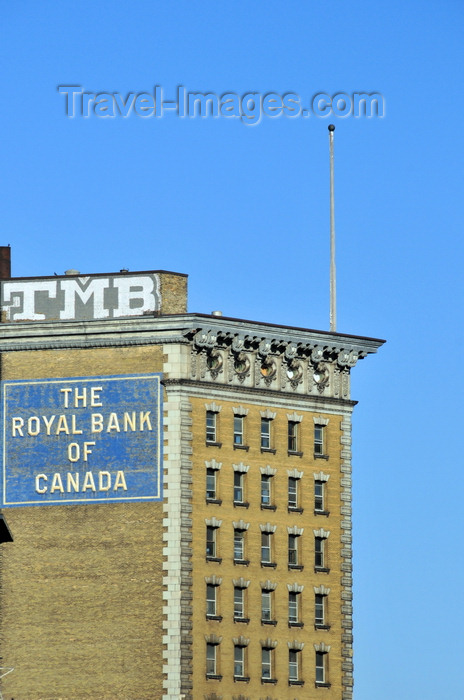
186,323,378,399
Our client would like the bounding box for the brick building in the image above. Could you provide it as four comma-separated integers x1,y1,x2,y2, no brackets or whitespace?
0,248,383,699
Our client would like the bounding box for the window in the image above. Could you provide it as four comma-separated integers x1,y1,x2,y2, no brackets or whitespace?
234,586,246,620
206,583,217,617
234,529,245,561
261,647,274,681
234,472,244,504
261,532,272,564
234,645,246,679
261,589,272,622
261,475,273,508
287,469,303,512
206,642,218,677
314,424,325,456
289,649,301,682
314,473,329,514
288,477,298,508
314,480,325,512
315,593,326,626
206,522,222,562
233,406,249,449
206,468,217,501
206,526,216,558
206,410,217,443
315,651,328,685
288,534,299,566
234,415,244,446
288,532,303,570
289,591,300,624
233,465,249,508
315,537,326,569
261,418,271,449
288,420,299,452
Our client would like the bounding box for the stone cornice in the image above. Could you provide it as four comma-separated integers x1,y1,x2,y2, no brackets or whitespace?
162,378,357,409
0,313,384,358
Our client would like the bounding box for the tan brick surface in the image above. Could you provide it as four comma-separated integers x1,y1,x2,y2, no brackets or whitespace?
189,396,344,699
158,272,187,314
0,347,165,700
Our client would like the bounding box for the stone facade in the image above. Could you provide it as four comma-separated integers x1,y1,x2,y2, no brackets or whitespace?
0,265,383,699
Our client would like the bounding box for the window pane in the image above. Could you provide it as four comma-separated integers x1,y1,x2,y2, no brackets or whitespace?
315,537,324,567
206,526,216,557
234,646,244,676
234,416,243,445
315,481,324,510
206,469,216,499
315,594,324,624
234,530,244,559
288,477,298,507
314,425,324,454
289,650,298,680
261,475,271,505
289,592,298,622
206,643,216,674
262,590,271,620
316,651,325,682
288,534,298,565
262,648,271,678
234,471,243,502
206,584,216,615
206,411,216,442
288,421,298,451
234,587,244,617
261,532,271,562
261,419,270,448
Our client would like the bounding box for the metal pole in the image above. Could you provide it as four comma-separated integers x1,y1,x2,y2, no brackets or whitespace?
329,124,336,332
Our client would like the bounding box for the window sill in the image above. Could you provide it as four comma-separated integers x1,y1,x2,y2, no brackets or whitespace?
315,682,331,688
288,506,304,514
206,498,222,505
261,448,276,454
233,444,250,451
234,501,250,509
288,564,304,571
206,615,223,622
233,617,250,624
315,623,331,630
261,678,278,684
288,450,303,458
261,561,277,568
206,556,222,563
314,566,330,573
314,453,329,460
289,621,304,628
261,619,278,626
233,559,250,566
206,441,222,448
314,509,330,517
234,676,250,683
289,680,305,686
206,674,223,681
261,504,277,511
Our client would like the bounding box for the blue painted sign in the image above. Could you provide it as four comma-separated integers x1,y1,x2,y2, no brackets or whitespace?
1,374,162,507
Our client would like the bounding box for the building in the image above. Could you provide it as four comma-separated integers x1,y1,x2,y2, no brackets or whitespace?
0,247,384,700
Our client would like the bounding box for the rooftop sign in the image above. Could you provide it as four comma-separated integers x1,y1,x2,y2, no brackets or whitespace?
1,273,161,322
1,373,162,507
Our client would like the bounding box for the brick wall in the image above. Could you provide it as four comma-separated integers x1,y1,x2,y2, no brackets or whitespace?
0,346,165,700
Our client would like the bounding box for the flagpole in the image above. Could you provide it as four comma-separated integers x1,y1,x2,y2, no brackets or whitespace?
329,124,336,332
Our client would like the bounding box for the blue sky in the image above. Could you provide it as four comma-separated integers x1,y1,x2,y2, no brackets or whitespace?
1,1,464,697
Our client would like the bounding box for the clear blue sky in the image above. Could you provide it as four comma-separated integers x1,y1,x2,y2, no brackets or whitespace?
1,2,463,697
